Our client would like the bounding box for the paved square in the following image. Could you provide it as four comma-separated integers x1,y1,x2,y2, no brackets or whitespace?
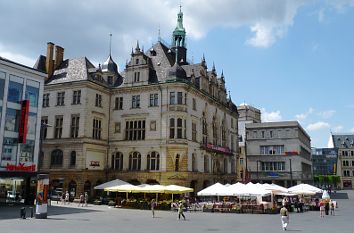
1,191,353,233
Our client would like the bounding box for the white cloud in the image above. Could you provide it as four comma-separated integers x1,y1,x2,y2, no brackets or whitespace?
261,108,282,122
318,110,336,119
246,23,277,48
295,108,314,122
351,127,354,133
318,8,325,22
0,44,36,67
306,122,330,131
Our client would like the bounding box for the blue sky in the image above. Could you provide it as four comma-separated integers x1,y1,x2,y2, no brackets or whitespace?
0,0,353,147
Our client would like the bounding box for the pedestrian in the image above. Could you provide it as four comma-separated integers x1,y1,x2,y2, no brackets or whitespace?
79,193,84,207
65,191,70,205
84,192,88,207
61,192,65,205
330,200,335,216
150,199,156,218
280,205,289,231
178,201,186,220
319,200,325,218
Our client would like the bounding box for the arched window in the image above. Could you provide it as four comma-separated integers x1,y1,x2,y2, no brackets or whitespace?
70,151,76,167
175,154,180,171
192,153,197,172
51,149,63,167
212,116,218,145
204,155,209,173
129,151,141,171
202,112,208,144
147,151,160,171
112,152,123,171
169,118,175,139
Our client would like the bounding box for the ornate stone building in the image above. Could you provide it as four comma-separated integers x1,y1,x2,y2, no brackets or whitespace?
35,9,239,198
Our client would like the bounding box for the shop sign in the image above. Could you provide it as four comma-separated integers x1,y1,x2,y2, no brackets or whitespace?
90,161,100,167
285,151,299,155
267,172,279,177
5,163,36,172
18,100,30,143
205,143,231,154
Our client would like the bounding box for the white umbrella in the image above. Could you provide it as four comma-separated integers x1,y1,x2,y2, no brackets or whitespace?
288,183,323,195
197,183,229,196
94,178,130,189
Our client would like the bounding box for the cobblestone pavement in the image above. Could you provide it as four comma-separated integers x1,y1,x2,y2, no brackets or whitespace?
0,191,353,233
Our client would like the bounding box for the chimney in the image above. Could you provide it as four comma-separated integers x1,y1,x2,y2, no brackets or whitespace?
54,45,64,70
46,42,54,79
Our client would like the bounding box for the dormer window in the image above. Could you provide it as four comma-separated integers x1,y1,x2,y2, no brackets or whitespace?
107,76,113,85
135,59,139,65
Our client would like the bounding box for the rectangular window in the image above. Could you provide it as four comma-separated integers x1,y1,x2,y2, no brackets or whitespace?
115,97,123,110
114,122,121,133
56,92,65,106
1,137,18,162
5,108,20,132
177,92,183,104
134,72,140,82
192,122,197,142
125,120,146,140
41,117,48,139
54,115,63,139
192,98,196,110
25,84,39,107
177,118,183,139
149,93,158,107
169,118,175,139
8,77,23,103
27,113,37,135
43,93,50,107
0,72,5,100
92,118,102,139
19,140,35,163
95,94,102,107
261,162,285,171
72,90,81,105
132,95,140,108
169,92,176,105
70,115,80,138
260,145,284,155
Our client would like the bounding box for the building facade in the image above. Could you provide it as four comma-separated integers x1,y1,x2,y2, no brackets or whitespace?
0,56,46,204
311,148,338,176
328,134,354,189
237,104,261,182
37,10,239,198
246,121,312,187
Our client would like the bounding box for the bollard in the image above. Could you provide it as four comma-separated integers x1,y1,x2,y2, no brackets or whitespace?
20,207,26,219
28,207,34,218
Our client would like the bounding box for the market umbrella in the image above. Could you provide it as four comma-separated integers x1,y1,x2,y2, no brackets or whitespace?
197,183,229,196
288,183,323,195
104,184,141,199
94,178,130,190
164,185,194,202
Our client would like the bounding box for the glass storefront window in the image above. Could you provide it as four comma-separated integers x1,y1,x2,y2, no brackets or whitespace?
5,108,20,132
27,112,37,135
8,79,23,104
25,84,39,108
19,140,35,163
2,137,18,162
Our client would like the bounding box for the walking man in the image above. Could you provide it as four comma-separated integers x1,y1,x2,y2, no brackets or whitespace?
65,191,70,205
280,205,289,231
151,199,156,218
178,201,186,220
84,192,88,207
79,193,84,207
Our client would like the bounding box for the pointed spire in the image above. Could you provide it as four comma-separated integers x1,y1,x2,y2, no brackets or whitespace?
131,47,134,56
201,54,207,68
212,62,216,75
135,40,140,53
221,70,225,80
228,91,231,100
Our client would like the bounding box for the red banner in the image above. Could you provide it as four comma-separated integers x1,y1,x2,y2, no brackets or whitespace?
18,100,29,143
6,163,36,172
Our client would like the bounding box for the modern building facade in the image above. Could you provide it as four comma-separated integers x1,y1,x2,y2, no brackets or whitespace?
245,121,312,187
36,9,239,198
311,148,338,176
0,56,46,204
237,104,261,182
328,134,354,189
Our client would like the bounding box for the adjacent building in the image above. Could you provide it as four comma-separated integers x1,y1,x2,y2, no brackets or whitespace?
328,134,354,189
36,9,239,198
237,104,261,182
0,56,46,204
245,121,312,187
311,148,338,176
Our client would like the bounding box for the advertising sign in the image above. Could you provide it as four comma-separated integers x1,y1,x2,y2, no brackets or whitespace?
36,174,49,219
18,100,29,143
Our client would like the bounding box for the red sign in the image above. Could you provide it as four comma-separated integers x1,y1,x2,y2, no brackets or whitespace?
18,100,30,143
285,151,299,155
6,163,36,172
204,143,232,154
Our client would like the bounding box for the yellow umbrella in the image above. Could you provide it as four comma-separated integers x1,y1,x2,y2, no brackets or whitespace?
164,185,194,194
104,184,141,192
